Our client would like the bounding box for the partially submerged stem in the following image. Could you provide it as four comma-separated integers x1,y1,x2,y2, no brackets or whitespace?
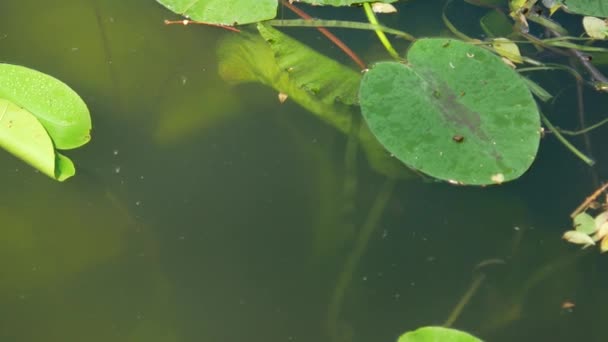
541,113,595,166
280,0,366,70
327,178,395,341
444,259,505,327
444,273,485,327
362,2,400,60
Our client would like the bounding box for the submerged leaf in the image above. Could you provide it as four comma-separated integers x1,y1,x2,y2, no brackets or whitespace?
256,23,360,105
217,27,410,178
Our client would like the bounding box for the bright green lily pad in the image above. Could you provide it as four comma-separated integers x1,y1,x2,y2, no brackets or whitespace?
0,63,91,150
398,326,482,342
0,98,75,181
359,38,541,185
155,0,277,25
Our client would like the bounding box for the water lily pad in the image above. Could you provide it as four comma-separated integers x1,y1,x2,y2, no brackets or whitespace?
398,326,482,342
0,63,91,150
359,38,541,185
156,0,277,25
563,0,608,17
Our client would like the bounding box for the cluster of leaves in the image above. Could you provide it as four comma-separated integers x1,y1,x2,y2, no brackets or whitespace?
0,64,91,181
563,209,608,252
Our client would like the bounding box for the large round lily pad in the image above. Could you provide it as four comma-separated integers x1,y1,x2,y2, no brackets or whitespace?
359,38,540,185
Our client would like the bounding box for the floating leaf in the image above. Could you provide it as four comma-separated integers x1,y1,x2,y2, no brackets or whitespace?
398,326,482,342
0,63,91,150
359,38,540,185
583,16,608,39
493,37,523,64
573,212,596,234
562,0,608,17
297,0,396,6
155,0,277,25
563,230,595,247
0,98,74,181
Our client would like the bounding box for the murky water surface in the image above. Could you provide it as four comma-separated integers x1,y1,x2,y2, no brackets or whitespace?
1,1,608,341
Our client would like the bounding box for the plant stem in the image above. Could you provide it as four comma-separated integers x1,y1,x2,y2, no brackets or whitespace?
557,117,608,135
327,178,395,341
280,0,366,70
268,19,415,41
541,113,595,166
362,2,400,60
444,273,485,327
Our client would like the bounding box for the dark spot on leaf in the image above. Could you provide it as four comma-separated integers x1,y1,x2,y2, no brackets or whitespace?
453,135,464,142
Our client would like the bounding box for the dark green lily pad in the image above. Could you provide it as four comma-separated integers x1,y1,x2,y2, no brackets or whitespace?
563,0,608,17
359,38,540,185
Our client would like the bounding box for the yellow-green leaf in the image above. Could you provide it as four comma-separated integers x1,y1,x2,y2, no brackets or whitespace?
563,230,595,248
583,16,608,39
0,98,75,181
493,37,523,64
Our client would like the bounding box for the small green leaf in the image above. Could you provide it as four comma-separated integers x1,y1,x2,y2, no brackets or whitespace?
492,37,523,63
397,326,482,342
0,64,91,150
574,212,596,234
0,98,74,181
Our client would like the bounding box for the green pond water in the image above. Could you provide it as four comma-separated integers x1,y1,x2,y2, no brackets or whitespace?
1,1,608,341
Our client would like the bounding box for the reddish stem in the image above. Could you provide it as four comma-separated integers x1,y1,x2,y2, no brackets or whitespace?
280,0,366,70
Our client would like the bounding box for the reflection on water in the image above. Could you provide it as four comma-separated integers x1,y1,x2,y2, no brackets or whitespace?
1,1,608,341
